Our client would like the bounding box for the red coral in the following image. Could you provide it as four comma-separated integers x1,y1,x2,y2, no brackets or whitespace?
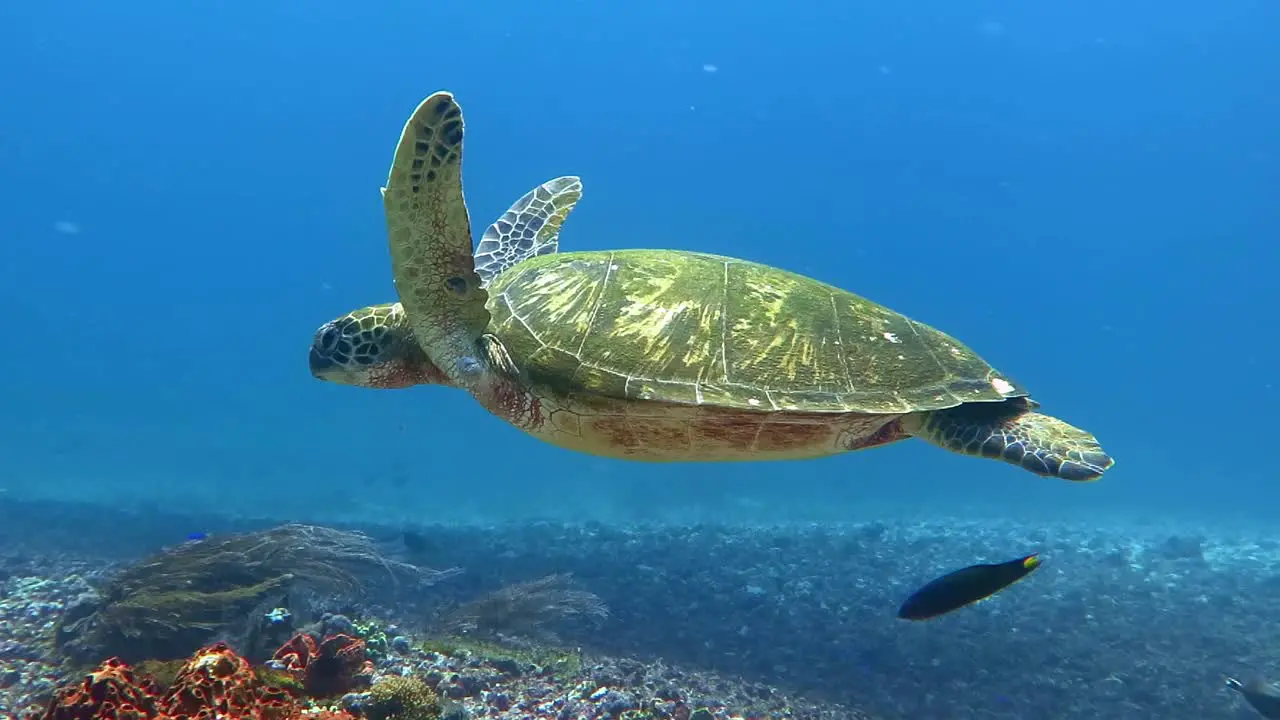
32,643,357,720
269,633,372,698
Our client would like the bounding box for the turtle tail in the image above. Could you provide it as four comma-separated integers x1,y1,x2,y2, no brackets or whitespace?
907,397,1114,482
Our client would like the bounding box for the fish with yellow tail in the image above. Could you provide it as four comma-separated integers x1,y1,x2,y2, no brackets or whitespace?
898,553,1042,621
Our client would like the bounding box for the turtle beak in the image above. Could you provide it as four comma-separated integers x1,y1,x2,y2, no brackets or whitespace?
309,346,335,378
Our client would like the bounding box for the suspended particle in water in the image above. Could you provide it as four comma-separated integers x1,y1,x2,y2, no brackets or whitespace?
53,220,81,235
702,63,718,74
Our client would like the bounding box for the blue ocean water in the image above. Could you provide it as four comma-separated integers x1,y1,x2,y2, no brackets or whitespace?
1,0,1277,527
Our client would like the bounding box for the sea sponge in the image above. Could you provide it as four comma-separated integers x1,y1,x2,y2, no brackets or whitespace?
271,632,373,697
35,642,344,720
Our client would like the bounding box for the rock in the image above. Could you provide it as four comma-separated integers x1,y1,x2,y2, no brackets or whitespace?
484,689,511,711
600,689,639,715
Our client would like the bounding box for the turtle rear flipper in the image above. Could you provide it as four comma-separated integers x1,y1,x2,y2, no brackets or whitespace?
906,397,1114,481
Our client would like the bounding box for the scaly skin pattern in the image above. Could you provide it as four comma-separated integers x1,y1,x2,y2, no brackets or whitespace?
902,398,1114,481
474,176,583,286
308,303,447,389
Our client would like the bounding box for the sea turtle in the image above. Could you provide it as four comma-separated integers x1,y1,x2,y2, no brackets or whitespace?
309,91,1114,481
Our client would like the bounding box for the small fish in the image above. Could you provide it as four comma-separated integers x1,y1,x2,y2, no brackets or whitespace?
1226,676,1280,718
185,532,208,542
264,607,292,625
898,553,1042,621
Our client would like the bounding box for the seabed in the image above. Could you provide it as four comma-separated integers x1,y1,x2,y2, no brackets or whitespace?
0,495,1274,719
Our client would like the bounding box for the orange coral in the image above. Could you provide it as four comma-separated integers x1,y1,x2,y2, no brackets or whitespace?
32,643,356,720
270,633,372,698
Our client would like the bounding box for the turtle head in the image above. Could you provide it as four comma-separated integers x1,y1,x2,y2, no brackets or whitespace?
308,303,449,389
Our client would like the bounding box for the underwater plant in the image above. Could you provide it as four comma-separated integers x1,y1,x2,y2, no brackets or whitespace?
418,635,584,681
54,523,458,664
432,573,608,644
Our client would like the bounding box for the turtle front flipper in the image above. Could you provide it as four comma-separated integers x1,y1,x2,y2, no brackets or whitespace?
383,91,490,387
906,398,1114,481
474,176,584,287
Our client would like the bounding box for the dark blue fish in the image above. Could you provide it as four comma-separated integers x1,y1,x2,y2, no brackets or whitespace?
1225,676,1280,718
185,532,208,542
898,553,1042,621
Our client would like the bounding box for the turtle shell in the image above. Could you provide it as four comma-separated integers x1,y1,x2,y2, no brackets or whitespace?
485,249,1026,414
